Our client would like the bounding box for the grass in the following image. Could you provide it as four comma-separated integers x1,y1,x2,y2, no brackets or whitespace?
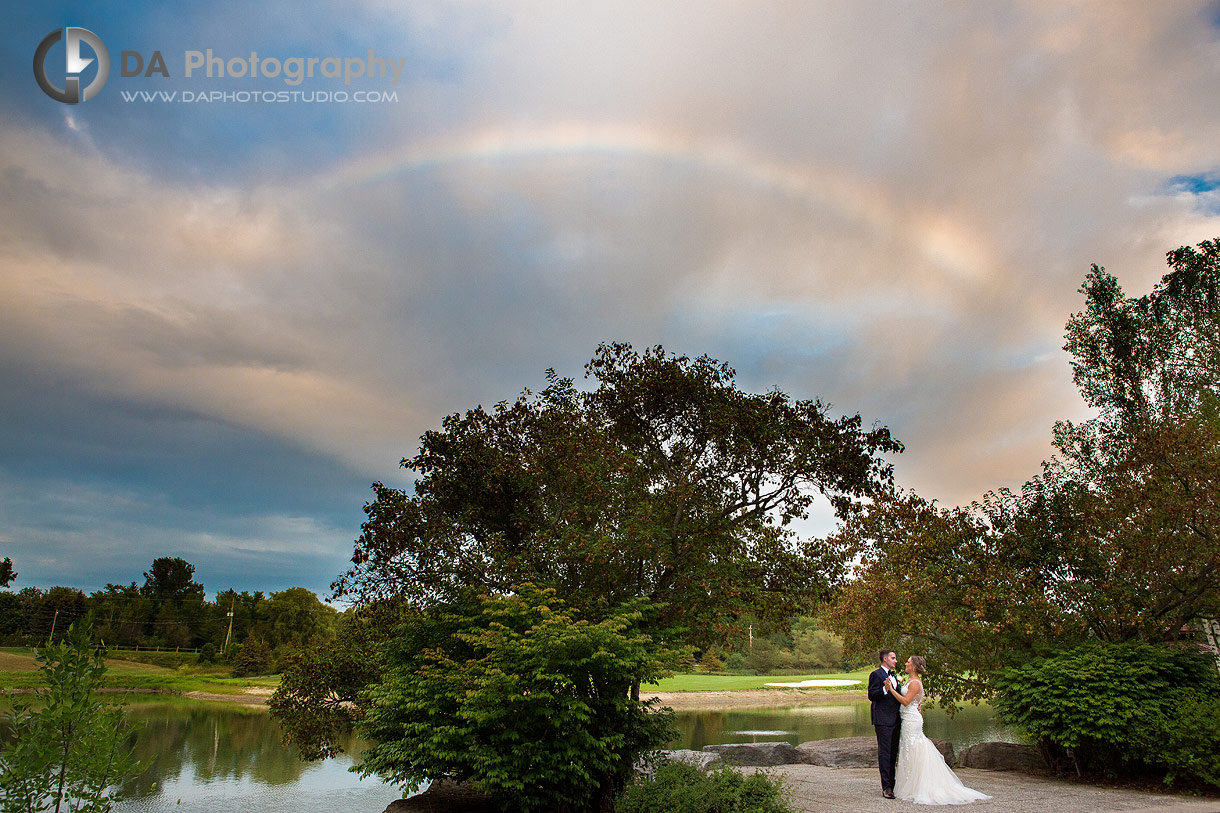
1,645,865,700
0,647,280,695
0,651,39,673
644,668,870,692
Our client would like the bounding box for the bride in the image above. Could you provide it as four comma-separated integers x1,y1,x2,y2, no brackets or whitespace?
886,655,990,805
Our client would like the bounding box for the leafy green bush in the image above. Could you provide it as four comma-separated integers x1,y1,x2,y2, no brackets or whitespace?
993,642,1220,785
197,642,217,664
230,636,274,677
617,761,793,813
0,621,141,813
354,585,675,813
698,649,725,673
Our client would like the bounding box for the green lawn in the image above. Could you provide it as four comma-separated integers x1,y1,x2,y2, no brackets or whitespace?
643,668,870,692
0,647,280,695
1,645,867,698
0,647,174,675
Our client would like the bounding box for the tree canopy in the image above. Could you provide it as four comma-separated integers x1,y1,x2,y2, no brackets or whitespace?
140,557,205,605
334,342,901,645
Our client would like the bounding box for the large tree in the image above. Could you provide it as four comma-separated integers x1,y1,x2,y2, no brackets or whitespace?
275,344,901,808
827,239,1220,705
140,557,205,605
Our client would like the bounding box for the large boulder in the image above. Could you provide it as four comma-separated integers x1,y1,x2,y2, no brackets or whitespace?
654,749,722,771
956,741,1043,772
795,736,877,767
701,741,800,766
795,736,954,767
384,780,497,812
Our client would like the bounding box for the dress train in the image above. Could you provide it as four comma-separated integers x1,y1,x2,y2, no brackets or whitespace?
894,684,990,805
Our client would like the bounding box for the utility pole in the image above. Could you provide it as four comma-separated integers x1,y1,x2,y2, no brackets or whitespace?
48,609,60,645
748,623,753,654
223,598,236,652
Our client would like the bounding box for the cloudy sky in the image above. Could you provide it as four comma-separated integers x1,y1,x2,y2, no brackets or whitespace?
3,1,1220,599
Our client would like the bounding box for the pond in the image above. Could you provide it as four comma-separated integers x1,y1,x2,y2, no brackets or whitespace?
102,697,1010,812
113,700,400,813
670,700,1009,750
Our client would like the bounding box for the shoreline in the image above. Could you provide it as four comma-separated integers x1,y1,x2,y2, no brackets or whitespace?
646,688,867,709
56,685,869,709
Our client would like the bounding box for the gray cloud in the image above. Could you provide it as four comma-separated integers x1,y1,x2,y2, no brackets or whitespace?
3,1,1220,590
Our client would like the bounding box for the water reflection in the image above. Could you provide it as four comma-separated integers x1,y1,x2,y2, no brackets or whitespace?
671,701,1009,750
112,701,402,813
22,697,1009,813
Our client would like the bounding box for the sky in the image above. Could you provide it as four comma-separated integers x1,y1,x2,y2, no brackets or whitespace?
3,1,1220,601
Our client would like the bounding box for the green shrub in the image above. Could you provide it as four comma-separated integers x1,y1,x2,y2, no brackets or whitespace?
0,621,141,813
197,642,217,664
993,642,1220,785
698,650,725,673
230,636,274,677
617,761,793,813
355,586,675,813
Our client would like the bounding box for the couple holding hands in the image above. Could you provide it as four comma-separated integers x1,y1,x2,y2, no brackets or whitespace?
868,649,990,805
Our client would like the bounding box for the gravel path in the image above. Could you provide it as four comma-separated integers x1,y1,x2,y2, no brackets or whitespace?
756,764,1220,813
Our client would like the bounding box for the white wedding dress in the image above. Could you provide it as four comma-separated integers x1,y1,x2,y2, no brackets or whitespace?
895,683,990,805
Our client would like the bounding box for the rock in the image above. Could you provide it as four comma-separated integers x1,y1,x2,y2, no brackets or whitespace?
956,741,1043,772
702,741,801,766
793,736,954,768
384,779,497,812
660,749,722,770
795,736,877,768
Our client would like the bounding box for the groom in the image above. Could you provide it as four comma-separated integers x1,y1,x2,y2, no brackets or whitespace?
868,648,902,799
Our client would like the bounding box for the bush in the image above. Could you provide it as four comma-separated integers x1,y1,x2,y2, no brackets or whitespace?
993,642,1220,785
0,621,141,813
698,649,725,673
355,586,675,813
197,642,217,664
617,761,793,813
230,636,274,677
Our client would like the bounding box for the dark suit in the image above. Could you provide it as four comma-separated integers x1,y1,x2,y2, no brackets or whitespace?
868,666,902,791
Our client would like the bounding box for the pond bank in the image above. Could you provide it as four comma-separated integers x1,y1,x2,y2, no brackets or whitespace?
649,688,864,709
97,685,863,709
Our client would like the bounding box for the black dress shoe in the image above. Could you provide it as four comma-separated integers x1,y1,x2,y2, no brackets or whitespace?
883,789,896,799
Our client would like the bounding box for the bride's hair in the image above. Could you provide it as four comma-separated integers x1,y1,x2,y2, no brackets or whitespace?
909,655,927,674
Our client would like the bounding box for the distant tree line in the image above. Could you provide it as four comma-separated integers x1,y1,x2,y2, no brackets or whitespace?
690,615,860,674
0,556,337,661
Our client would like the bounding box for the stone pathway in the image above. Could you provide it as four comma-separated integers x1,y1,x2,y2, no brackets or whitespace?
755,765,1220,813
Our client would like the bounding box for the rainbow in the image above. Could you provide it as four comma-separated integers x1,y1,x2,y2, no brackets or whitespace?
310,122,990,280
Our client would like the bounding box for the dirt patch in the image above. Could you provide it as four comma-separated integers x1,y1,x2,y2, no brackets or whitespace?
182,688,272,706
0,651,38,672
